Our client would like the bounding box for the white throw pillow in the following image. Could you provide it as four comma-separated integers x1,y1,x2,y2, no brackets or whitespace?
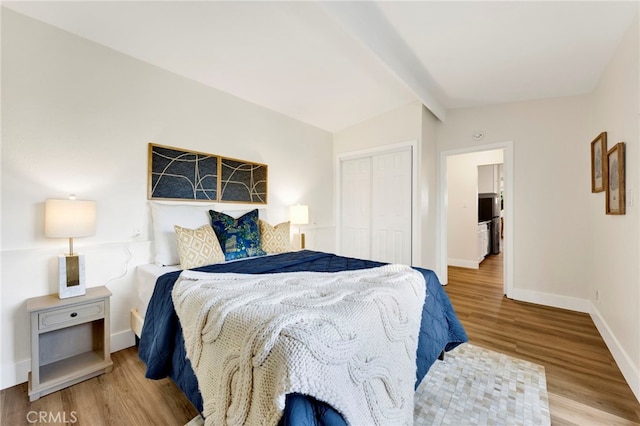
150,202,214,266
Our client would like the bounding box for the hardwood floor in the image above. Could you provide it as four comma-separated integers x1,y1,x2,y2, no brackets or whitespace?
2,254,639,425
445,253,640,425
0,347,199,425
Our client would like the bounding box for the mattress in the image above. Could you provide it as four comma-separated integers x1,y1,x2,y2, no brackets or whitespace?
135,263,179,319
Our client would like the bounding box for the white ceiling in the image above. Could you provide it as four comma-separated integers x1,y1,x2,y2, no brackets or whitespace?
3,1,638,132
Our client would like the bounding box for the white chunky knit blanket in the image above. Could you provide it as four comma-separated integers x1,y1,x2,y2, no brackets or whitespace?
172,265,426,426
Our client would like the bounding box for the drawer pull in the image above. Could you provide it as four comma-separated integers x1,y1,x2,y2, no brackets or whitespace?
70,312,78,318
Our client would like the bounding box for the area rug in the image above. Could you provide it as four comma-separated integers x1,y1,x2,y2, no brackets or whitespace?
186,343,550,426
414,343,550,426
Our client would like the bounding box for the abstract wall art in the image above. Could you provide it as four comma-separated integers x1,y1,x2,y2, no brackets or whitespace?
220,157,268,203
148,143,268,204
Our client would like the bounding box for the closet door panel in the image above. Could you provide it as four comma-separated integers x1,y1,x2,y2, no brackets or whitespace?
340,157,372,259
371,150,412,264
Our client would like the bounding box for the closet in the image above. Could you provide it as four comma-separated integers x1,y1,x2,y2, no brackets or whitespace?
338,145,413,264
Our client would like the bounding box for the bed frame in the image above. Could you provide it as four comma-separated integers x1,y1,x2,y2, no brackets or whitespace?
130,308,144,338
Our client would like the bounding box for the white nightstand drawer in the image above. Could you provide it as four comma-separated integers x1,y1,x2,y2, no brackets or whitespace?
38,301,105,331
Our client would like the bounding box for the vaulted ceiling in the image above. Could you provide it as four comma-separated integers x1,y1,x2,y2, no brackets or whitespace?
4,1,638,132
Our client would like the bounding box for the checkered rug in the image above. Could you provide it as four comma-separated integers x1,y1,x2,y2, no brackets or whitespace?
186,343,550,426
414,343,551,425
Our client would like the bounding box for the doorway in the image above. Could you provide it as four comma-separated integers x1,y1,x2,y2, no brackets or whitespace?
439,142,514,298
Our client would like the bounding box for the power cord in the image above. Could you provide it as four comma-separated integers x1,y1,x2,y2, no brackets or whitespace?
104,236,134,287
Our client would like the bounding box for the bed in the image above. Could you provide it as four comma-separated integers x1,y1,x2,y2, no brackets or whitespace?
135,250,467,425
133,203,467,425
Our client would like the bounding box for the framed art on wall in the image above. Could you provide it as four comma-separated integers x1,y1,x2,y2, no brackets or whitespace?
590,132,607,193
220,156,268,204
148,143,268,204
606,142,625,215
148,144,219,201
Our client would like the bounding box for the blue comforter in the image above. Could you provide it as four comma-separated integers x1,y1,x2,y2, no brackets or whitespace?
138,250,467,425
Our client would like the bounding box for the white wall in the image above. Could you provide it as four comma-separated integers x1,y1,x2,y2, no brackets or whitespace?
447,150,503,268
589,14,639,401
1,9,334,389
437,95,592,309
333,101,422,155
419,106,440,272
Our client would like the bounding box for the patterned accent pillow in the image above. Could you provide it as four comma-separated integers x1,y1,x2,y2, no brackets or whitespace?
174,224,225,269
259,220,291,254
208,209,266,261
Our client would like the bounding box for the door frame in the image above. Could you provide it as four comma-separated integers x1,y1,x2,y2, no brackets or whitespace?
336,140,419,265
438,141,514,298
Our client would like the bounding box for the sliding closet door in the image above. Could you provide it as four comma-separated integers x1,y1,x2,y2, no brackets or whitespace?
339,146,412,264
340,157,372,260
371,149,412,264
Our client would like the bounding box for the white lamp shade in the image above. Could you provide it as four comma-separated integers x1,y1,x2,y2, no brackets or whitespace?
289,204,309,225
45,199,97,238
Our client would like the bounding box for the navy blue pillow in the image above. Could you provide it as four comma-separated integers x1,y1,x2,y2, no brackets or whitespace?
208,209,266,261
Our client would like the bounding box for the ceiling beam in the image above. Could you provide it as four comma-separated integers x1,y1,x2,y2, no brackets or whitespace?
322,2,447,122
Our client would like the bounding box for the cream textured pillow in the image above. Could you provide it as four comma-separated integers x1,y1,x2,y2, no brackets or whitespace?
174,224,226,269
259,220,291,254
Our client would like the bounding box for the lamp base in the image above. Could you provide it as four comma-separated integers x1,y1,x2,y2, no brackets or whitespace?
294,233,306,250
58,254,86,299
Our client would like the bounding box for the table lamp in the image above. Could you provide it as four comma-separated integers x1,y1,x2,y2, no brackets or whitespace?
45,197,96,298
289,204,309,250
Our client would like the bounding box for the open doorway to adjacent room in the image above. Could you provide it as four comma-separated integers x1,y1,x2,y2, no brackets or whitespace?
439,142,514,297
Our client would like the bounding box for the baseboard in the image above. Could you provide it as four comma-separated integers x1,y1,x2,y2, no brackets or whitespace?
447,258,480,269
510,288,590,313
590,303,640,403
111,329,136,353
1,358,31,390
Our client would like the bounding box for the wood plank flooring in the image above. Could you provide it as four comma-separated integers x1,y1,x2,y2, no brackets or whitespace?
0,346,199,425
445,253,640,425
1,253,639,425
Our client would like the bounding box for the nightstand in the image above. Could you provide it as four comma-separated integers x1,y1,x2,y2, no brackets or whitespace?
27,286,113,401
